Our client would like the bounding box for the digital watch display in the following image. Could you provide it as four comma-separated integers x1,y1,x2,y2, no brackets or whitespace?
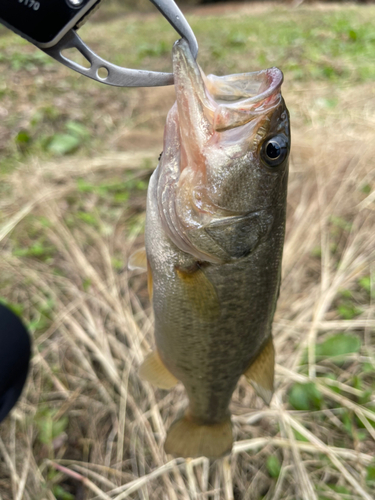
0,0,100,48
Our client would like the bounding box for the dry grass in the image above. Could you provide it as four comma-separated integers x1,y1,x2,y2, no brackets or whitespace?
1,5,375,500
0,86,374,500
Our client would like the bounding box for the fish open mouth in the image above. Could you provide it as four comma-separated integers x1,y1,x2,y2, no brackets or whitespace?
173,38,283,132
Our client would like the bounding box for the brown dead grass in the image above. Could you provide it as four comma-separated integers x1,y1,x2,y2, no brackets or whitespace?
0,32,375,500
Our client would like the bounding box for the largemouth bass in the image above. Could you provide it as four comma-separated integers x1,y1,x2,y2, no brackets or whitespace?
130,39,290,459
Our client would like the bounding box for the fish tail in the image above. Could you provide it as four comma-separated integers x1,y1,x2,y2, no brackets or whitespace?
164,412,233,459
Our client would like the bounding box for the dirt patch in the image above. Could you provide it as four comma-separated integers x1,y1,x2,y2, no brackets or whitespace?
113,127,164,151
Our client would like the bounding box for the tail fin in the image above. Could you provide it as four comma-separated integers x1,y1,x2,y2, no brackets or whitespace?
164,413,233,459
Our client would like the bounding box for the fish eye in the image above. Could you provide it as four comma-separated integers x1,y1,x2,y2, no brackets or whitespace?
261,136,288,168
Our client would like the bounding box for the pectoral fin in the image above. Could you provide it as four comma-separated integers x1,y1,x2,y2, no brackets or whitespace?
244,337,274,405
176,264,220,322
139,351,178,390
128,247,147,271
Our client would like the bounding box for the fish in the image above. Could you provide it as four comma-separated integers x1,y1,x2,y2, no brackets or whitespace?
129,38,290,459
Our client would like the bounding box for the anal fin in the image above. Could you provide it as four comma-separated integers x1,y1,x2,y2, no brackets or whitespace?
244,336,275,405
165,412,233,459
139,351,178,390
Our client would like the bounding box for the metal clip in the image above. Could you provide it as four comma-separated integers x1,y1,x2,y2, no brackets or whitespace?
42,0,198,87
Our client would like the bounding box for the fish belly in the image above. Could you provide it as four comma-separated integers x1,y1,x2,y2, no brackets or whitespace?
145,169,284,424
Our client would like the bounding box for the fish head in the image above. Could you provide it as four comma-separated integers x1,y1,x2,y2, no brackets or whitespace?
157,39,290,262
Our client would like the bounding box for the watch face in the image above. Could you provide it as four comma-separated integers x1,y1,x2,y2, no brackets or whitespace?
0,0,99,47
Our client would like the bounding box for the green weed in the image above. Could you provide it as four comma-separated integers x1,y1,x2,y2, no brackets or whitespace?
316,334,361,359
288,382,323,411
35,406,68,447
266,455,281,478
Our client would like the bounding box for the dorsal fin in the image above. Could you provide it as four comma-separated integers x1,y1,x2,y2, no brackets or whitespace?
128,247,147,272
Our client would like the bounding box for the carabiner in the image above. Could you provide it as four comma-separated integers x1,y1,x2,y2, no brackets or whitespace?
42,0,198,87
